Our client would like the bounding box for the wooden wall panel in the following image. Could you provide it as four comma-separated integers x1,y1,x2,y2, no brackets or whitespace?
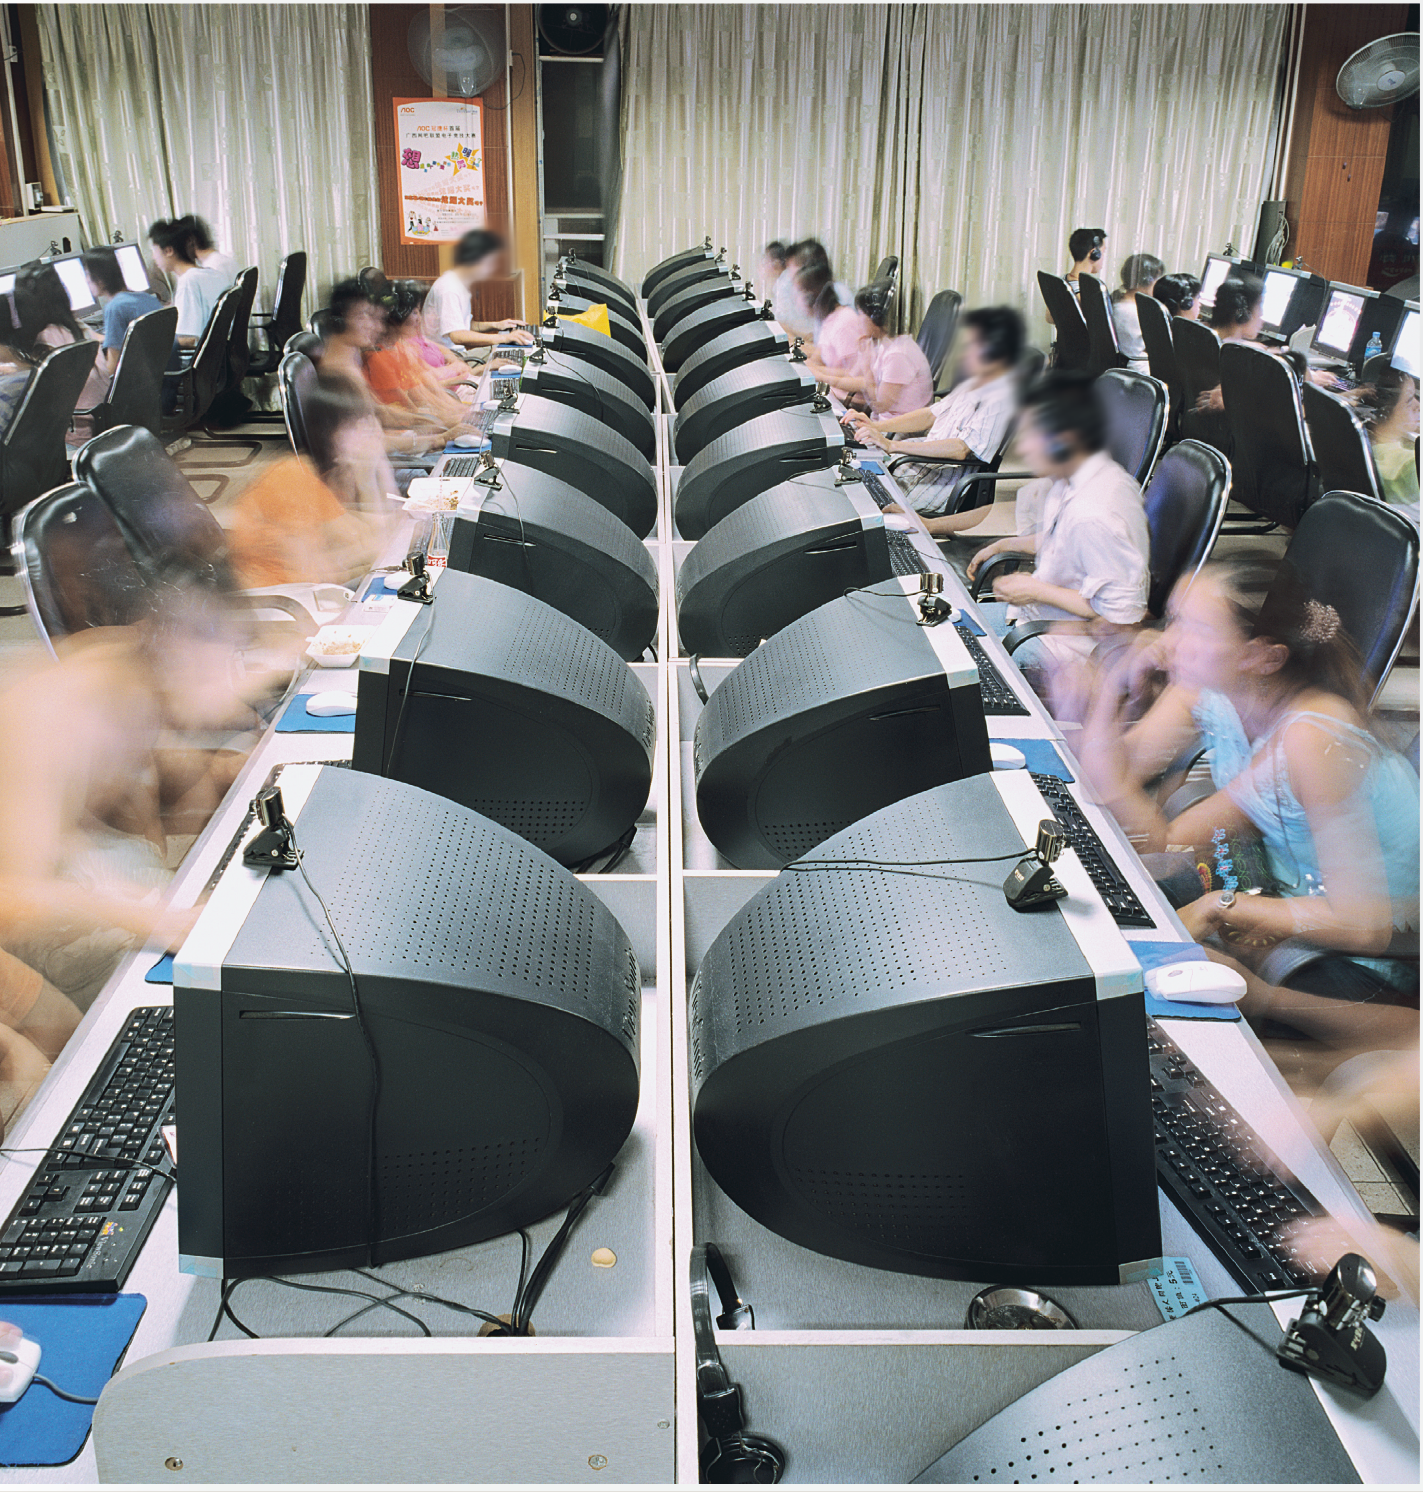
1282,3,1407,287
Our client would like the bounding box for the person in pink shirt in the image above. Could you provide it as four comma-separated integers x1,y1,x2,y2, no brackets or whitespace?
798,262,864,402
806,281,932,418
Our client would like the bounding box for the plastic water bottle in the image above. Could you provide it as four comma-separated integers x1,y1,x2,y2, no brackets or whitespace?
1365,330,1383,361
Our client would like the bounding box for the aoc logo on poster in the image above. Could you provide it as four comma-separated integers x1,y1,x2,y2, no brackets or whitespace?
394,98,486,245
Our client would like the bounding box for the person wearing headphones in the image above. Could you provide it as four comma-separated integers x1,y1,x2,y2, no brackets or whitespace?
1110,253,1164,373
1045,226,1106,327
848,305,1023,521
1190,270,1263,415
803,281,932,418
1153,271,1203,320
967,370,1149,684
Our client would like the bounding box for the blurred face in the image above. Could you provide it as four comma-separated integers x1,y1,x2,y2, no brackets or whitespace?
344,300,384,350
469,250,502,283
1018,409,1074,478
150,242,176,275
1162,572,1285,695
962,328,990,377
1395,378,1420,436
857,310,885,340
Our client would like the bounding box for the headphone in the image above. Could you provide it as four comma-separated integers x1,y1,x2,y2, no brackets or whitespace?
1088,233,1103,264
692,1244,785,1484
1047,431,1076,463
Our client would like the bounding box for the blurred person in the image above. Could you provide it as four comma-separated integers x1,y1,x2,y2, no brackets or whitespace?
759,240,788,299
803,282,932,419
148,218,226,349
804,271,866,400
1110,252,1164,373
1073,551,1419,1047
965,370,1149,685
1045,227,1107,326
81,246,179,380
226,374,395,591
182,214,239,285
1154,271,1202,320
771,238,848,340
1359,365,1419,516
366,280,486,429
423,229,532,358
10,260,109,447
851,305,1023,523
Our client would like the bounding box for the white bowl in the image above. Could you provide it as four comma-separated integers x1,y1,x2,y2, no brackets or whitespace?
305,625,374,669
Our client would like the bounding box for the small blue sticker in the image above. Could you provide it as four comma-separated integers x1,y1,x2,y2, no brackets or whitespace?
1148,1256,1210,1321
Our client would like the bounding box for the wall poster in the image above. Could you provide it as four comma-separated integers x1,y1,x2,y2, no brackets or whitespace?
394,97,486,245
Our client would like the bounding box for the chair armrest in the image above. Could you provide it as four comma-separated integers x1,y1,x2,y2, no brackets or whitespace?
969,550,1026,601
886,452,963,473
1002,619,1055,656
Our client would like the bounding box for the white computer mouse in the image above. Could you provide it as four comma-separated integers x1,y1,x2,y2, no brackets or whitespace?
990,742,1027,771
306,690,359,718
1145,960,1247,1005
0,1336,41,1404
383,572,408,591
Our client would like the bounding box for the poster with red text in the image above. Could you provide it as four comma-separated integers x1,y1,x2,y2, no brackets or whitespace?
395,98,486,245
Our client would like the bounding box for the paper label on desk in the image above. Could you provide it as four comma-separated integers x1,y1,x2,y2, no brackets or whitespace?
1148,1256,1209,1321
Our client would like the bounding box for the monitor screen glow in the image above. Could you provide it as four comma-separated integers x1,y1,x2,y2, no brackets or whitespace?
0,273,15,298
1259,270,1295,330
1316,290,1366,358
1392,308,1419,378
1199,256,1232,308
51,256,94,313
115,244,149,294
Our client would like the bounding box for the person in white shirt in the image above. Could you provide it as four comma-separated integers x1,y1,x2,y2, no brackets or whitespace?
967,370,1149,686
1046,227,1107,328
423,228,533,359
183,216,239,286
1110,253,1164,374
849,305,1024,522
148,218,227,348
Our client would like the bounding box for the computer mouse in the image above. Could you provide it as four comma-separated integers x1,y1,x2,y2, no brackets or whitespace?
989,742,1027,771
1145,960,1247,1005
0,1336,41,1404
306,690,359,717
383,571,408,591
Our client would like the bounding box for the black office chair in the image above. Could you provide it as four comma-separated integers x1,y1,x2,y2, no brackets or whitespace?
1136,293,1184,440
283,329,323,361
1077,272,1126,378
1141,438,1230,618
1036,271,1090,370
223,266,259,392
307,307,337,340
1219,340,1318,531
11,481,156,652
73,306,178,440
873,256,899,285
277,349,317,457
1302,382,1384,502
248,252,307,378
1096,367,1168,485
915,290,963,394
1173,316,1230,455
0,340,97,615
162,283,241,444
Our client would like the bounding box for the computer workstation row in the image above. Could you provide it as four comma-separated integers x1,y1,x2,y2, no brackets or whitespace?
0,242,153,325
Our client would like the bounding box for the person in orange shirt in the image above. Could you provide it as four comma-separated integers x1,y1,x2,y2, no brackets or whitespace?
226,375,395,590
365,282,484,431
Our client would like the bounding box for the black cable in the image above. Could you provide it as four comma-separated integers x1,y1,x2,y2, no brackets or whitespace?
32,1373,98,1406
210,1275,436,1341
539,346,610,432
475,461,534,593
689,653,709,704
383,602,438,780
511,1163,614,1335
0,1148,175,1186
1179,1288,1312,1320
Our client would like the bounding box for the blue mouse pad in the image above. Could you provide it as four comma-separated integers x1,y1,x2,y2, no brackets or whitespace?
1133,939,1241,1021
954,612,986,636
0,1294,146,1466
275,695,357,733
856,459,886,474
992,738,1074,782
443,437,491,453
144,955,172,985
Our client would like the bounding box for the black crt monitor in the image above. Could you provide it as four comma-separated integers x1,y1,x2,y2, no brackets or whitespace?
674,408,845,540
693,582,993,868
672,358,820,464
1257,265,1327,339
557,267,639,317
174,763,641,1280
1352,291,1408,366
651,274,744,342
446,468,659,661
114,243,151,294
672,320,791,408
45,253,99,318
352,569,656,866
1312,283,1370,361
546,293,646,359
691,773,1158,1283
517,359,655,459
489,394,658,538
1392,305,1420,377
1197,253,1240,316
641,238,716,299
645,257,732,318
660,294,767,373
676,477,891,656
535,323,654,408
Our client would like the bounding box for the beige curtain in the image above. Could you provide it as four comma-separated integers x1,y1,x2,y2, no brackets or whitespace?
615,4,1288,341
37,4,379,308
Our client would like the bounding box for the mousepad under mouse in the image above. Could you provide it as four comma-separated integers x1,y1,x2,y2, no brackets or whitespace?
1133,939,1241,1021
0,1293,146,1466
275,694,358,732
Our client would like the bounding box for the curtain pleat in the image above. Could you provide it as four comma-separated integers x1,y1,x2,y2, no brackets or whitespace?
37,5,379,306
615,4,1288,342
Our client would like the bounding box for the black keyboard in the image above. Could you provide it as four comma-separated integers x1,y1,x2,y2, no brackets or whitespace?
0,1007,173,1295
1029,771,1154,928
493,347,527,367
885,527,930,577
859,471,894,509
1149,1018,1327,1293
956,626,1029,717
440,456,484,478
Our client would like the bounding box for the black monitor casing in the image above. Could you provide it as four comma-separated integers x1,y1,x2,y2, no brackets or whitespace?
1351,291,1409,366
518,360,655,458
536,323,654,407
693,583,992,867
352,569,656,866
1259,266,1328,339
490,394,658,538
672,359,820,463
652,276,747,343
661,297,768,373
646,258,731,317
447,467,659,660
673,321,792,408
691,772,1159,1284
677,478,890,656
547,293,647,359
556,266,639,315
674,408,845,539
175,764,641,1280
641,242,717,299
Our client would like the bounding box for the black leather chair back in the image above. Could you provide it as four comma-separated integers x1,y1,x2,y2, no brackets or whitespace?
1037,271,1090,370
12,481,155,649
1014,345,1047,397
1142,438,1230,617
269,253,307,356
1281,490,1419,702
307,307,337,341
1136,293,1184,433
1220,340,1317,529
74,423,234,594
283,329,323,361
166,283,242,432
0,340,97,543
1094,367,1167,485
1077,273,1125,377
1172,317,1220,409
94,306,178,439
278,350,317,456
1302,382,1383,502
915,289,963,391
225,266,259,389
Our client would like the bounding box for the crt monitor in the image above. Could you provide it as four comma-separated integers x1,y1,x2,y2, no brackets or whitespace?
1391,306,1419,377
693,580,992,868
1313,284,1369,360
1198,253,1236,313
672,320,791,409
48,254,97,316
691,772,1159,1284
115,243,150,294
175,762,641,1279
672,358,819,464
1258,267,1296,333
352,567,656,868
